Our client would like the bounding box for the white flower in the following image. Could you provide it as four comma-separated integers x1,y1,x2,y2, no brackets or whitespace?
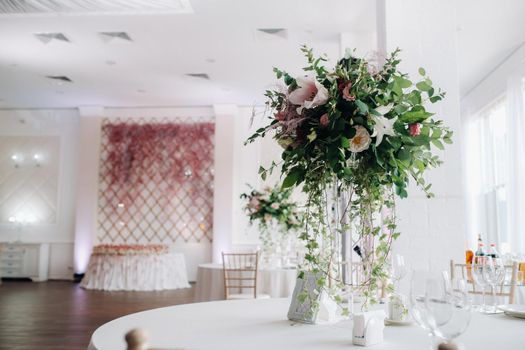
349,126,372,153
371,103,397,146
264,213,273,222
374,103,394,116
288,76,329,114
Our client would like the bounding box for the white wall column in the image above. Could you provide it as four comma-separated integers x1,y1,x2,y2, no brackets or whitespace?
212,104,240,263
384,0,465,273
73,106,103,274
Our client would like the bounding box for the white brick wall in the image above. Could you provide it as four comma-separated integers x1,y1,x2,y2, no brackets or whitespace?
386,0,466,286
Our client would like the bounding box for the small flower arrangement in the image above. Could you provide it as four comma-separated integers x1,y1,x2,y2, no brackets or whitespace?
92,244,168,256
241,186,302,231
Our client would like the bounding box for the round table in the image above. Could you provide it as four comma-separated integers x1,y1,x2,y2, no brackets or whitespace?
88,298,525,350
194,263,297,301
81,253,190,291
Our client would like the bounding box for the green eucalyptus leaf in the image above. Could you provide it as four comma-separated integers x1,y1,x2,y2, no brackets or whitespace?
416,81,432,91
431,139,445,150
398,148,411,161
399,109,434,123
341,136,350,148
355,100,369,114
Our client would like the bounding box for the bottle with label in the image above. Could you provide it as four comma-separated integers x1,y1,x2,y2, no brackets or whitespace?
475,243,485,257
487,243,499,258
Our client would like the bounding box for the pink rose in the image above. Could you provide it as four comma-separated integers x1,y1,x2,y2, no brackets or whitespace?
409,123,421,136
342,82,355,102
320,113,329,127
270,202,280,210
275,111,285,121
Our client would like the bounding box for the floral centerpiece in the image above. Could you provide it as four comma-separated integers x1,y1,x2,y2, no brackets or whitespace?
241,186,303,265
247,47,452,311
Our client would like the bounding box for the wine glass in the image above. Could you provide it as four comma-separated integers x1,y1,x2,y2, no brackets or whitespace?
483,256,505,313
471,256,488,312
409,270,448,349
410,270,471,349
434,274,472,346
390,254,407,291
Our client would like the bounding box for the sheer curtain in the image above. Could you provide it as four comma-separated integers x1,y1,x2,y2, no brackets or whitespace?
465,99,507,247
505,75,525,254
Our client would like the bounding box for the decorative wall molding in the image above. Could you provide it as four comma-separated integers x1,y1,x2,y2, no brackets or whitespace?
0,136,59,224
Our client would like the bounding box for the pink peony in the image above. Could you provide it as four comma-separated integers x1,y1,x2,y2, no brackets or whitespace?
409,123,421,136
288,76,329,114
319,113,329,127
270,202,280,210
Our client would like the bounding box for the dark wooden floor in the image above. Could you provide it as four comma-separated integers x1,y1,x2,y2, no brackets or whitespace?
0,280,195,350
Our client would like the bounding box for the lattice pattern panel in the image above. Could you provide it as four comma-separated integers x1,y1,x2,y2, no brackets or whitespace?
97,118,215,244
0,136,59,224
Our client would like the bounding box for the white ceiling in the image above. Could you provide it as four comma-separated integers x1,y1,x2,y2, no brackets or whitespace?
457,0,525,98
0,0,376,109
1,0,523,109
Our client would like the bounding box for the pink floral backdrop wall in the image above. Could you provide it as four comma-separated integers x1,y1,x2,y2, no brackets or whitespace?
97,118,215,244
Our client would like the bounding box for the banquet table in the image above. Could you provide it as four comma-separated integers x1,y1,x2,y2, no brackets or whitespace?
81,252,190,291
88,298,525,350
194,262,297,301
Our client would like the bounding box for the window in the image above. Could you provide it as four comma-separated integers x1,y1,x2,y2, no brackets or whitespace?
465,79,525,254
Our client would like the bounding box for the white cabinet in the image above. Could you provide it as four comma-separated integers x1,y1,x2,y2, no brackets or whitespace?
0,243,50,281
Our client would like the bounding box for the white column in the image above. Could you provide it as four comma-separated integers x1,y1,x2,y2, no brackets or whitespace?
384,0,465,273
73,106,103,274
212,104,240,263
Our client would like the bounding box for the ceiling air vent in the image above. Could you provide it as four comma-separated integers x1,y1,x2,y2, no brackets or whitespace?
256,28,288,40
34,32,70,44
99,32,132,43
0,0,193,15
46,76,73,84
185,73,210,80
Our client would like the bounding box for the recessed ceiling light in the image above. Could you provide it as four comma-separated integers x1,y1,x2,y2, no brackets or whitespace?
55,90,65,94
99,32,132,43
34,32,70,44
185,73,210,80
137,89,146,93
205,58,216,63
105,60,117,65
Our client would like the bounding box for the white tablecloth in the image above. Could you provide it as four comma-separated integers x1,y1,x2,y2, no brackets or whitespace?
88,298,525,350
81,253,190,291
194,263,297,301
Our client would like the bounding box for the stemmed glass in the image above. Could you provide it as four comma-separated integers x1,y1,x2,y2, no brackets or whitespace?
390,254,407,291
435,275,472,345
483,256,505,313
471,256,488,312
409,270,448,349
409,270,472,349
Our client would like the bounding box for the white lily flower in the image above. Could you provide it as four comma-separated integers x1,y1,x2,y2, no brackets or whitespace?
374,103,394,116
371,115,397,146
